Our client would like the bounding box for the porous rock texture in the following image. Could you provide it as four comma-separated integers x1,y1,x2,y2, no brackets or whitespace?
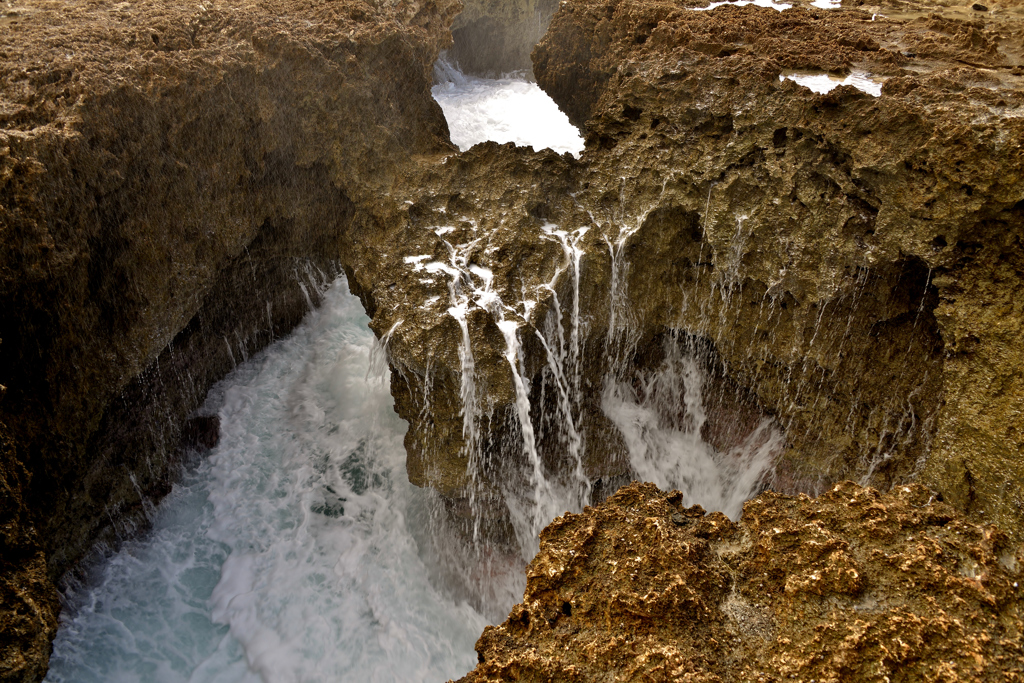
353,0,1024,553
457,481,1024,683
3,0,1024,677
0,421,58,683
0,0,459,677
531,0,1024,532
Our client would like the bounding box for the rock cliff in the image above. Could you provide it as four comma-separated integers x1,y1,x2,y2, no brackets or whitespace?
353,0,1024,554
531,0,1024,531
0,0,459,677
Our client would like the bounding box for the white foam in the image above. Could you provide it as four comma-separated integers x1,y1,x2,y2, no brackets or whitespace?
601,336,781,520
432,61,584,157
45,279,487,683
690,0,792,12
404,254,431,270
781,70,885,97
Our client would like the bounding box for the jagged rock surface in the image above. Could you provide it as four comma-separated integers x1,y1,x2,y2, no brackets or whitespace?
348,0,1024,549
0,0,458,677
0,420,58,683
458,481,1024,683
3,0,1024,678
532,0,1024,531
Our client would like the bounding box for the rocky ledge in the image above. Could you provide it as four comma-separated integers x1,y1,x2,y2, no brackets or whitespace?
458,481,1024,682
1,0,461,677
359,0,1024,547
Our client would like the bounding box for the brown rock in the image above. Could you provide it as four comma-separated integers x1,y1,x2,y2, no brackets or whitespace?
2,0,1024,675
457,481,1024,683
364,0,1024,549
0,420,59,683
0,0,458,677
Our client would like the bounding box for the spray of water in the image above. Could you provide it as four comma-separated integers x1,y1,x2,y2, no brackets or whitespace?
780,71,885,97
601,335,782,520
431,57,584,157
45,281,487,683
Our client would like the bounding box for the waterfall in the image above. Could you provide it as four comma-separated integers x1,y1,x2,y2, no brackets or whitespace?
601,334,782,520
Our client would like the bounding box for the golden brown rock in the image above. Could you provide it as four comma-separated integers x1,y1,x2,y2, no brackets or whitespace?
2,0,1024,677
0,420,59,683
349,0,1024,548
458,481,1024,683
529,0,1024,537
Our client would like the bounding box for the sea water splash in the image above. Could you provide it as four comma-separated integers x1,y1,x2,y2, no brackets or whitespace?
45,281,487,683
425,65,781,535
690,0,793,12
601,336,783,520
781,70,885,97
431,58,584,157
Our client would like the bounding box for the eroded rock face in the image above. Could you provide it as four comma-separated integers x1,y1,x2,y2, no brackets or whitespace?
1,0,458,676
0,420,59,683
458,481,1024,682
3,0,1024,677
345,0,1024,550
532,0,1024,522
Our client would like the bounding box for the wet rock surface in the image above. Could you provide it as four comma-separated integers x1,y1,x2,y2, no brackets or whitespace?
531,0,1024,524
352,0,1024,550
457,481,1024,683
0,420,58,683
0,0,458,677
2,0,1024,677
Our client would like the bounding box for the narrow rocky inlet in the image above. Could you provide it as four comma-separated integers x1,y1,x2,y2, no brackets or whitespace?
1,0,1022,680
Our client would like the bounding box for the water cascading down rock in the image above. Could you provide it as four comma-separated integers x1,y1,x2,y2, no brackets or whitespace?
363,0,1024,561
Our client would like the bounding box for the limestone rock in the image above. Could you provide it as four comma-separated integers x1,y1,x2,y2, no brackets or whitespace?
1,0,458,677
361,0,1024,547
457,481,1024,682
3,0,1024,676
0,420,59,683
524,0,1024,526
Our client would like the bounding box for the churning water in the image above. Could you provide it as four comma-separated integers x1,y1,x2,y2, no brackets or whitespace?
431,59,584,156
46,65,778,683
781,70,885,97
45,282,488,683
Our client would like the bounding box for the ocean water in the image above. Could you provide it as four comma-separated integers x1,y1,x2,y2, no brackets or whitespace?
781,70,885,97
431,60,584,157
45,66,586,683
46,282,488,683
